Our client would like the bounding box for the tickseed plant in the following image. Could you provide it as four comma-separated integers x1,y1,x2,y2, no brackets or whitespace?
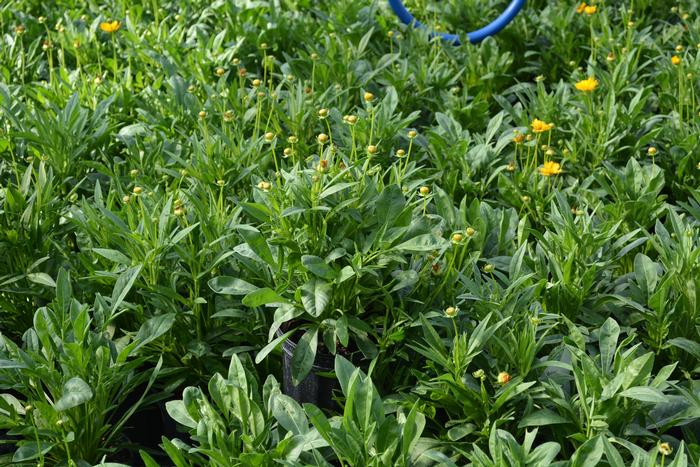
0,0,699,465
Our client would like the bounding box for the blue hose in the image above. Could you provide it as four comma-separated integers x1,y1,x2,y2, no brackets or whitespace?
388,0,526,45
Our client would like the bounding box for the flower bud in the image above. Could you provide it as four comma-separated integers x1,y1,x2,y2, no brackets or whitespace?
444,306,458,318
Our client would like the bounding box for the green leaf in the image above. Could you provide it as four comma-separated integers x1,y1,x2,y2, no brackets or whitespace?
256,329,295,364
132,313,176,354
571,435,603,467
208,276,258,295
518,409,570,428
291,327,318,386
242,288,288,307
165,400,196,429
110,265,142,315
634,253,658,300
668,337,700,361
26,272,55,288
320,182,355,199
447,424,475,441
402,403,425,461
55,377,93,411
12,442,53,462
302,255,337,280
300,278,331,317
598,317,619,375
239,225,275,266
618,386,667,403
92,248,132,266
139,451,161,467
240,202,271,223
393,233,447,252
56,268,72,315
273,394,308,435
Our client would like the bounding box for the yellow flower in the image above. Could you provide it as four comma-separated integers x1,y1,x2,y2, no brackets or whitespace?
575,77,599,92
671,55,681,65
497,372,511,385
584,5,597,15
530,118,554,133
576,2,587,14
99,20,121,33
539,161,562,176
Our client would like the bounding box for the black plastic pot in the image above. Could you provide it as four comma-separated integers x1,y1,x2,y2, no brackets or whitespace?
279,330,337,411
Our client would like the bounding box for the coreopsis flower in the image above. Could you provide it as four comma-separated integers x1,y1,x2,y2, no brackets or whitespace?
539,161,561,177
419,186,430,196
99,20,121,33
257,181,271,192
408,130,418,138
539,161,562,176
575,76,599,92
451,233,463,244
264,132,275,142
671,55,681,65
530,118,554,133
364,91,375,102
647,147,658,156
658,442,672,456
466,227,476,237
395,149,407,158
512,132,525,144
318,108,329,119
367,145,378,155
497,372,511,385
444,306,458,318
576,2,587,14
317,133,329,144
584,5,597,14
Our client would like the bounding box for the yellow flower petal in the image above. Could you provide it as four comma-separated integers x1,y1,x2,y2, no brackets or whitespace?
100,20,121,33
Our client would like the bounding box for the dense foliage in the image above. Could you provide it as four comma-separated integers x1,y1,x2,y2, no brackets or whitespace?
1,0,699,465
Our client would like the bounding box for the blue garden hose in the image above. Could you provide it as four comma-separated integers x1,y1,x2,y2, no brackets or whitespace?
388,0,526,45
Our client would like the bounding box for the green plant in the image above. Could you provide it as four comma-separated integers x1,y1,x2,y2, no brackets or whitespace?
158,353,321,466
0,269,170,465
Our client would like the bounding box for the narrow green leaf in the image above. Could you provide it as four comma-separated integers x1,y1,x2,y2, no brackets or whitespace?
208,276,258,295
291,327,318,386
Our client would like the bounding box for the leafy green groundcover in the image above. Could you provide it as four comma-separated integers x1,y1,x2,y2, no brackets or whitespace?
0,0,699,465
